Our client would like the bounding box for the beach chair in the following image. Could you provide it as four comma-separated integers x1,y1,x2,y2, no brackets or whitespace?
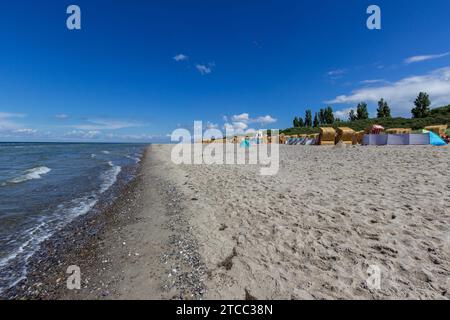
319,127,336,145
336,127,355,145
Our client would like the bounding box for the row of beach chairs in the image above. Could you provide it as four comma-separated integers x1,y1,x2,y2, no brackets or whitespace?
286,137,318,145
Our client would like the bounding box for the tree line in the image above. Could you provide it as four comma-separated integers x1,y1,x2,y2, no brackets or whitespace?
293,107,336,128
292,92,432,128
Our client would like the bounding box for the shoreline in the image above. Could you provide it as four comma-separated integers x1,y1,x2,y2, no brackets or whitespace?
1,148,148,299
2,145,206,300
2,144,449,300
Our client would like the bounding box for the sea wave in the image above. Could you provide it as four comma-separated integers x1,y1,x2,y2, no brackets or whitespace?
100,162,121,193
0,143,146,295
0,221,49,269
0,194,99,294
0,219,54,294
125,154,141,163
62,194,99,223
8,166,51,184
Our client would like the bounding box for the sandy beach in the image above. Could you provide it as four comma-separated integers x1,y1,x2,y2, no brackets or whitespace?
161,143,450,299
4,143,449,300
3,0,450,304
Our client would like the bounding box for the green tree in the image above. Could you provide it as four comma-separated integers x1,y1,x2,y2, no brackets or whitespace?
305,109,312,127
411,92,431,118
298,117,304,127
376,99,385,118
377,99,391,118
356,102,369,120
319,109,325,124
348,109,357,121
384,103,391,118
293,117,299,128
325,106,335,124
313,113,319,127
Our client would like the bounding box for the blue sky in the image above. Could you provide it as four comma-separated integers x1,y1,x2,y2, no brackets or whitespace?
1,0,450,142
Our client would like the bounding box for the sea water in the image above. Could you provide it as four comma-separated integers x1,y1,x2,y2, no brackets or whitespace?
0,142,146,293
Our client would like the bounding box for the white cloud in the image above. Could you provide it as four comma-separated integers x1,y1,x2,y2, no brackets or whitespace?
0,112,26,118
326,69,347,81
253,115,277,125
206,121,219,129
13,128,37,134
0,112,160,142
61,130,165,142
334,108,354,120
360,79,389,85
103,133,162,141
0,113,45,139
223,122,249,135
63,119,143,140
173,55,215,75
64,130,101,139
404,52,450,64
231,113,250,122
196,63,215,75
55,114,68,119
221,113,277,135
327,67,450,116
0,112,27,131
70,118,142,131
173,54,188,62
229,113,276,125
231,121,248,130
327,69,347,76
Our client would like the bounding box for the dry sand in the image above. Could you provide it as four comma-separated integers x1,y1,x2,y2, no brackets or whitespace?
151,143,450,300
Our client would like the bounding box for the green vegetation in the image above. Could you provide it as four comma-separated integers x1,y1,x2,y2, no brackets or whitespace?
411,92,431,118
282,104,450,135
293,106,335,129
356,102,369,120
304,110,312,127
313,113,319,127
284,93,449,135
348,109,357,122
282,126,321,135
376,98,391,118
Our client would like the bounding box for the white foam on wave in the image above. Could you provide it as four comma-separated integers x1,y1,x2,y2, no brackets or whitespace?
0,221,49,268
0,194,99,294
63,195,99,222
8,166,51,184
100,162,121,193
101,150,110,154
0,158,128,293
0,219,53,294
125,155,141,163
